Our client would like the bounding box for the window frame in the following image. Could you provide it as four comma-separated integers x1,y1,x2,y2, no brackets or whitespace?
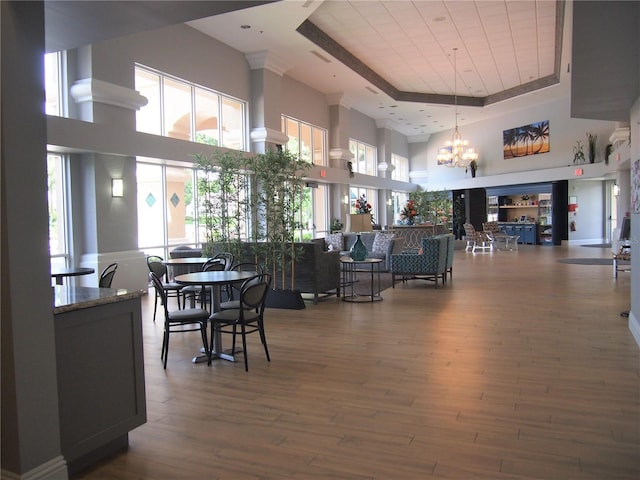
135,64,248,151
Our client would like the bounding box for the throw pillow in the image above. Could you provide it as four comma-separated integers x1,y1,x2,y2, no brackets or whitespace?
325,232,343,251
371,233,395,254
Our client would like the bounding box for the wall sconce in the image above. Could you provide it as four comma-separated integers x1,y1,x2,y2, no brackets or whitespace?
613,184,619,196
111,178,124,198
343,195,349,205
386,198,392,206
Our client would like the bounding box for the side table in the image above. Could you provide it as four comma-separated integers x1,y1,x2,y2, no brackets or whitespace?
340,257,383,303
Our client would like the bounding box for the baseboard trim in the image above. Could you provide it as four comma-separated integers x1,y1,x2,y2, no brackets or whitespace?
629,310,640,348
0,456,67,480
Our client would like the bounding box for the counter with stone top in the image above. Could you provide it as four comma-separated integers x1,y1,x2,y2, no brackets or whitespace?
53,286,147,474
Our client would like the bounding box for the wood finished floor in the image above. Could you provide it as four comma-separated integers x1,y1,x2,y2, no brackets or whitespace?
73,245,638,480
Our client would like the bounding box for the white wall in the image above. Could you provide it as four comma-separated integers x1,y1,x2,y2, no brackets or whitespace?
413,95,618,188
567,179,605,244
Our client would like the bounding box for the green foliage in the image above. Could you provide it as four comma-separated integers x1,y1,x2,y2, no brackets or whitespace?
409,189,452,225
246,148,311,289
195,150,250,261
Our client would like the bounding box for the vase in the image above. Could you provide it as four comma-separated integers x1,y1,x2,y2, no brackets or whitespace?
349,234,367,261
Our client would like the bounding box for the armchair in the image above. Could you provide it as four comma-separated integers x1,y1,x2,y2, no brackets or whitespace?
390,236,448,288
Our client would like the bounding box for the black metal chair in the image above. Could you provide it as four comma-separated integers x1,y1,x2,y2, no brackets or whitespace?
181,258,226,309
147,255,183,322
98,262,118,288
219,263,264,311
209,272,272,371
149,272,210,369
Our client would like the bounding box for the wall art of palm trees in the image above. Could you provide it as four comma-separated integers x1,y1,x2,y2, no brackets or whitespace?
503,120,550,159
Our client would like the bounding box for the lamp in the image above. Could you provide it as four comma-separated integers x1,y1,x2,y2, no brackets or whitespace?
343,194,350,205
349,213,373,233
437,48,478,169
111,178,124,197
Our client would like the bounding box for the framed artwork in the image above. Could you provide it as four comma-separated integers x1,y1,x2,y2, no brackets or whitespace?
632,159,640,213
503,120,550,159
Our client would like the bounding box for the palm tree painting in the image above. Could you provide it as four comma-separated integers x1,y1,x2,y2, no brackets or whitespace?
503,120,550,159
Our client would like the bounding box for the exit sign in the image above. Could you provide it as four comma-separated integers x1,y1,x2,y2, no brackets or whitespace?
574,168,583,176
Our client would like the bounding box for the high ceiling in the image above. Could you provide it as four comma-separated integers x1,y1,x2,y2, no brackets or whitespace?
188,0,567,138
45,0,575,139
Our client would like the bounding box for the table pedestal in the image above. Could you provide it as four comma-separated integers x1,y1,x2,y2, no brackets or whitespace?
340,258,383,303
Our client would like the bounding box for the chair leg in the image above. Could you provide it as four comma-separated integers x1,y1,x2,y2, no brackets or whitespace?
200,323,210,366
153,291,159,322
162,329,170,369
259,320,270,362
241,323,248,372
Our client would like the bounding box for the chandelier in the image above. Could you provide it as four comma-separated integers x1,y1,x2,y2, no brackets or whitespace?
437,48,478,168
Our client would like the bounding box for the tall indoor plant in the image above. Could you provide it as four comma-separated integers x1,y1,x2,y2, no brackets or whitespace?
247,147,310,307
195,150,250,262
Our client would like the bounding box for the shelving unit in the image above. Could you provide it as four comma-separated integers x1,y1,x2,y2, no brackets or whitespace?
538,193,553,245
491,193,553,245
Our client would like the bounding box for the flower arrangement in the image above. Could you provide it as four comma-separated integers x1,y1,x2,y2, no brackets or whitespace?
354,194,372,215
400,199,418,224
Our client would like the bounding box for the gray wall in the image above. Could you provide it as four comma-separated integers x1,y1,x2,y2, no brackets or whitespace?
1,2,66,477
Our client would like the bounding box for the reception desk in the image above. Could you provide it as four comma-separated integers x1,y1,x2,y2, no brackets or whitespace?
388,224,450,250
54,286,146,474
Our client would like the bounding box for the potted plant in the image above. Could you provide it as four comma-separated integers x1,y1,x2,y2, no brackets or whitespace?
195,150,250,262
587,133,597,163
467,159,478,177
573,140,585,164
247,147,311,309
330,218,344,233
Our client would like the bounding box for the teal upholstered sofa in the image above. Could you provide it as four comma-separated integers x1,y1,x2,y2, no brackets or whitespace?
316,231,404,271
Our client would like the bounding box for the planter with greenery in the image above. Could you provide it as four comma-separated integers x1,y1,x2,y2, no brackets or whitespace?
247,147,311,309
195,150,250,262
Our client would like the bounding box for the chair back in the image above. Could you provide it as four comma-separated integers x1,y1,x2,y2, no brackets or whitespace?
483,221,502,236
202,258,225,271
99,262,118,288
239,273,272,314
147,255,168,280
149,271,168,315
463,223,476,237
213,252,234,270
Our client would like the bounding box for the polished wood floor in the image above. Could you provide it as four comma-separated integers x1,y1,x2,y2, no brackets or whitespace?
73,244,638,480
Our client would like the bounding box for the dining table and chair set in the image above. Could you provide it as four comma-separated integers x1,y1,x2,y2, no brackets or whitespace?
146,252,272,371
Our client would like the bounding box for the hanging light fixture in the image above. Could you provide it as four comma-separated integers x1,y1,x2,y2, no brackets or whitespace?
437,48,478,168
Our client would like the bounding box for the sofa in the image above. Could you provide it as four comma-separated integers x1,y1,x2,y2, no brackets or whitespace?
212,241,341,304
316,231,404,271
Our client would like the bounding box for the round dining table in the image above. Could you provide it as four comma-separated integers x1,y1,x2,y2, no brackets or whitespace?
174,270,257,363
51,267,95,285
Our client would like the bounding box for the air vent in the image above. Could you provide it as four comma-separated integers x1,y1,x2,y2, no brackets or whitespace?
365,86,378,94
310,50,331,63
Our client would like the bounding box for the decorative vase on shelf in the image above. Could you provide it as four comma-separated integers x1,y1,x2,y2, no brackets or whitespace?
349,234,367,261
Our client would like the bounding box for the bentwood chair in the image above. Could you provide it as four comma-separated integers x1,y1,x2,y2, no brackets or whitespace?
181,258,226,309
147,255,183,322
149,272,210,369
209,272,272,371
98,262,118,288
219,263,265,311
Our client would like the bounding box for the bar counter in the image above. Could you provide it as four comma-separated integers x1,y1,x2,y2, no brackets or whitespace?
53,285,145,313
53,286,147,474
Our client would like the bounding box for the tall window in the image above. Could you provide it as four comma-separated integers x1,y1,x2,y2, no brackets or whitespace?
349,139,377,176
135,65,247,151
391,153,409,182
137,162,200,254
281,116,327,165
349,187,377,223
44,52,64,116
390,191,410,225
136,160,250,257
296,184,328,240
48,153,69,269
